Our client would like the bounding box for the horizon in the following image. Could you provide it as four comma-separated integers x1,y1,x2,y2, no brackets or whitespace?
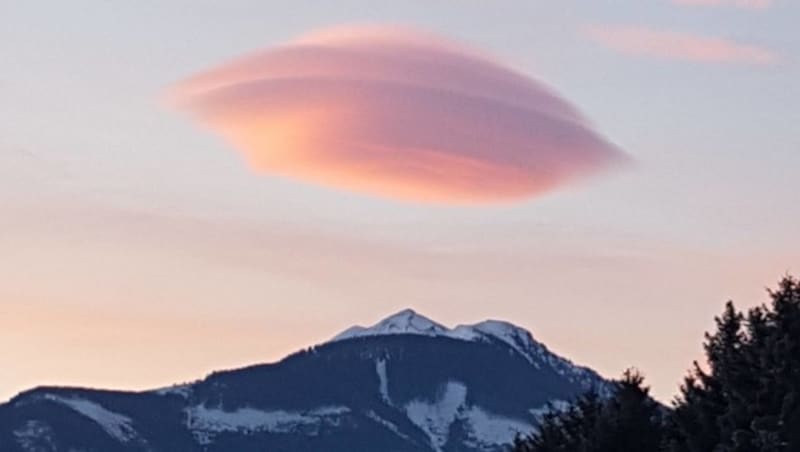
3,0,799,407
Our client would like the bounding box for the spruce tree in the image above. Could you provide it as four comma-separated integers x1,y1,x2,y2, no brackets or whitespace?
515,275,800,452
513,370,664,452
669,276,800,452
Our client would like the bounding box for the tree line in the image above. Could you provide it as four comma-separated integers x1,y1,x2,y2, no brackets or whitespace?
513,275,800,452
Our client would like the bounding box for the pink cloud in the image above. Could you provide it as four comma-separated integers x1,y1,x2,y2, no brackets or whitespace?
672,0,772,9
585,25,778,64
170,26,626,204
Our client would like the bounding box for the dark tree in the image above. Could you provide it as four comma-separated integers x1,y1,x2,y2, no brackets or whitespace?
669,276,800,452
516,275,800,452
513,370,664,452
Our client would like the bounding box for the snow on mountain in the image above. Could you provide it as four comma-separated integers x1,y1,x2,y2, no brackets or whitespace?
364,411,410,441
463,407,534,448
0,308,615,452
332,309,449,341
154,383,193,398
404,381,533,452
186,405,350,445
376,358,391,405
405,381,468,451
332,309,607,394
331,309,532,346
42,394,138,443
12,420,55,452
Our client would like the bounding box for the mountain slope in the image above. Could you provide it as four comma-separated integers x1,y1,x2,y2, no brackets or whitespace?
0,310,613,452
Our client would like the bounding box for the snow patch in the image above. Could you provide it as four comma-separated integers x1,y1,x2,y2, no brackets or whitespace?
376,358,391,404
365,411,410,441
14,420,55,452
463,406,533,447
153,383,192,398
186,405,350,445
529,399,571,420
405,381,468,451
44,394,137,442
402,381,535,451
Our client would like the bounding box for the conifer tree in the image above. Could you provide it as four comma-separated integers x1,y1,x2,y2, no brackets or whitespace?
515,275,800,452
669,276,800,451
513,370,664,452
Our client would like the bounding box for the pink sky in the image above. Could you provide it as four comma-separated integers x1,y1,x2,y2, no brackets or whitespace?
2,1,797,404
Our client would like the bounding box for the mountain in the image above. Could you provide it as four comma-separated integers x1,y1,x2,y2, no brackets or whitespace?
0,309,613,452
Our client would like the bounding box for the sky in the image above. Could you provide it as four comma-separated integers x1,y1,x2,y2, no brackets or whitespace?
1,0,799,403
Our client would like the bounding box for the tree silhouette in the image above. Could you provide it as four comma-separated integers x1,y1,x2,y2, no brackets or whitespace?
513,369,664,452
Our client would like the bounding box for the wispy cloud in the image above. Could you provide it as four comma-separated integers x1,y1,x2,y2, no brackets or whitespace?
672,0,772,10
585,25,778,65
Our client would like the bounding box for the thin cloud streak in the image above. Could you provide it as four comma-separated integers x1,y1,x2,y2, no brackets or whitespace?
170,26,627,204
672,0,772,9
585,25,778,65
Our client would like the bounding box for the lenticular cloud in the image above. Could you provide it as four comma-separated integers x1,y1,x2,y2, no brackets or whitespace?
171,26,627,203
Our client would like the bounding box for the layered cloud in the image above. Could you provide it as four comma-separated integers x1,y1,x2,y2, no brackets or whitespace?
672,0,772,9
586,25,778,64
170,26,626,203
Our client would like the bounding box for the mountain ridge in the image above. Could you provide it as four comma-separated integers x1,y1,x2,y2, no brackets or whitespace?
0,309,614,452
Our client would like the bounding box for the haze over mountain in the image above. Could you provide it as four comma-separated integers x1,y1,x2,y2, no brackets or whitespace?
0,310,613,452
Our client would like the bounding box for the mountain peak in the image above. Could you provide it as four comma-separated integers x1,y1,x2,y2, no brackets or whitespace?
331,308,448,342
331,309,610,398
330,309,535,351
